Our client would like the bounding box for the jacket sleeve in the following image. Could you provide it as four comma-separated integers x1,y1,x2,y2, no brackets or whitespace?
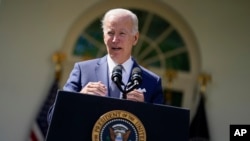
63,63,82,92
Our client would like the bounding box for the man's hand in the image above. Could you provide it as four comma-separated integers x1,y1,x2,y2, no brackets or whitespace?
80,81,107,96
126,89,144,102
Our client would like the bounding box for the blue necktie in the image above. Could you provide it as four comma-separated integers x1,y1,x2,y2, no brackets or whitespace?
110,65,123,98
110,81,121,98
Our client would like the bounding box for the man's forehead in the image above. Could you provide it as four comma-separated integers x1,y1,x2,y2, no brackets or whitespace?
105,16,132,27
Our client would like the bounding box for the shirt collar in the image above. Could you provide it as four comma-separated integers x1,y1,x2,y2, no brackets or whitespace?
107,55,133,75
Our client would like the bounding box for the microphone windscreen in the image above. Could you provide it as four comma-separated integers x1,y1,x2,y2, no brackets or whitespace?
132,67,141,75
131,67,142,84
113,65,123,72
112,65,123,82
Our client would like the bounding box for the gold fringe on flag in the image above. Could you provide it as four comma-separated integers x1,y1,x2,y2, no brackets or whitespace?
198,73,212,94
52,52,66,81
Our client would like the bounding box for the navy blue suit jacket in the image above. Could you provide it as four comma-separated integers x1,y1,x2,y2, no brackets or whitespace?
47,55,164,123
63,55,164,104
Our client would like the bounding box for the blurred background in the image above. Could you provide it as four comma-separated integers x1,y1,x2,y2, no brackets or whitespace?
0,0,249,141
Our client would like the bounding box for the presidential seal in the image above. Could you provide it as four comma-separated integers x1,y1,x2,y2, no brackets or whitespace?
92,110,146,141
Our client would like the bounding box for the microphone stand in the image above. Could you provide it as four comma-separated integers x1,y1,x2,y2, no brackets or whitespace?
122,81,140,99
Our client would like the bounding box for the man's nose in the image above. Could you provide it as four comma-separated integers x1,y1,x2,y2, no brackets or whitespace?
112,35,120,43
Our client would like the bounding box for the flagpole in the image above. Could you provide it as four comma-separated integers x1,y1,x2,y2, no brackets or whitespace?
165,69,177,105
189,72,211,140
29,51,66,141
52,51,66,81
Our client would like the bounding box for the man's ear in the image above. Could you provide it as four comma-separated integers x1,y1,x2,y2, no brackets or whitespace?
133,32,139,46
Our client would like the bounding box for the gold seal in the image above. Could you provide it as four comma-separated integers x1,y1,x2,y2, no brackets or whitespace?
92,110,146,141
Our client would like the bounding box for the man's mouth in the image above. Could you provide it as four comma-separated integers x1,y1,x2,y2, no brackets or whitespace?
112,47,122,51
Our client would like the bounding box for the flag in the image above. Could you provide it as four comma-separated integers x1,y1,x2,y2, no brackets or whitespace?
189,93,210,141
29,78,59,141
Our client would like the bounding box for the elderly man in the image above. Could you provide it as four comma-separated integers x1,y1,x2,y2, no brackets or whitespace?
63,8,164,104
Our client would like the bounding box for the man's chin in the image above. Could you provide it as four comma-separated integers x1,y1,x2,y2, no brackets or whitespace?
110,55,125,64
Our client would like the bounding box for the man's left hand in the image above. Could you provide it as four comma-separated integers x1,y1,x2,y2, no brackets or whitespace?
126,89,144,102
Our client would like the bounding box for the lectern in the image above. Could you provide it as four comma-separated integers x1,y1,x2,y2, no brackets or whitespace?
46,90,189,141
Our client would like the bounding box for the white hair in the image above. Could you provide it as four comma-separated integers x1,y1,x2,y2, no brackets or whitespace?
101,8,139,35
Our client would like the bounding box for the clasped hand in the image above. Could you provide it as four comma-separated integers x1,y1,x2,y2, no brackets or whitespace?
80,81,144,102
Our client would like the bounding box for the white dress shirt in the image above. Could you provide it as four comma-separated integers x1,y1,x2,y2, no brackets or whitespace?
107,55,133,98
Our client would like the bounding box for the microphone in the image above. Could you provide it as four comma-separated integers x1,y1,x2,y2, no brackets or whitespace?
131,67,142,85
111,65,124,93
125,67,142,94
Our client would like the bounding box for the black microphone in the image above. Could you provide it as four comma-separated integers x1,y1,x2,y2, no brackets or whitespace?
125,67,142,94
131,67,142,85
111,65,124,93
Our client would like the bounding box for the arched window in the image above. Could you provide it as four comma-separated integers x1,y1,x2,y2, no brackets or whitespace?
60,0,201,110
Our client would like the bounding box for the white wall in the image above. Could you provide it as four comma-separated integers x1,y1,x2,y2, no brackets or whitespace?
0,0,249,141
165,0,250,140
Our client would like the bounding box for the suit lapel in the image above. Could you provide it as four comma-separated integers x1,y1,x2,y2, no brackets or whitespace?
95,56,109,90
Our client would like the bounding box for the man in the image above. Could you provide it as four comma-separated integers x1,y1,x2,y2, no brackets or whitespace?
63,8,164,103
47,8,164,123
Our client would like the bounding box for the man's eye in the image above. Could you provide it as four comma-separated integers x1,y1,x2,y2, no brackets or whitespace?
107,32,114,35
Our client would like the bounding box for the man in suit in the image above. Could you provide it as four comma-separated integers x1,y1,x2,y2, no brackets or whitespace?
63,8,164,104
47,8,164,123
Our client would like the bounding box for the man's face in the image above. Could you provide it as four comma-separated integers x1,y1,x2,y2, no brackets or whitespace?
103,14,139,64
